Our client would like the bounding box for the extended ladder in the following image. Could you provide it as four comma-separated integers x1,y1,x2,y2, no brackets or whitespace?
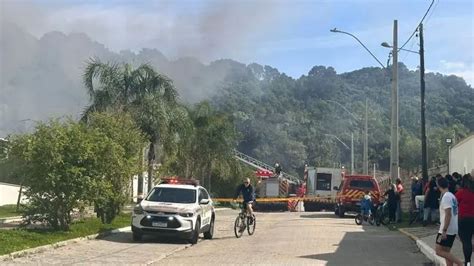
232,149,301,183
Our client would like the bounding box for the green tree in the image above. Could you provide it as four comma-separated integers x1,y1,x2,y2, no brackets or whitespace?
8,115,145,229
10,121,97,230
160,102,243,194
86,112,146,223
82,59,179,194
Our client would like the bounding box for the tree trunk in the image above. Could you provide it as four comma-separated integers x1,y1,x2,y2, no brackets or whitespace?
137,147,144,197
130,176,134,203
185,160,190,179
147,141,155,193
207,160,212,192
16,184,23,212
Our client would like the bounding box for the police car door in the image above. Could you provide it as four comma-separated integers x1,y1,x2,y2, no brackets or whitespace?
198,188,211,227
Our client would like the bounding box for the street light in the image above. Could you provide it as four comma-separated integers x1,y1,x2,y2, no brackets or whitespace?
330,28,386,68
381,42,419,54
324,133,354,174
446,138,453,174
330,26,397,179
325,99,369,175
381,23,428,183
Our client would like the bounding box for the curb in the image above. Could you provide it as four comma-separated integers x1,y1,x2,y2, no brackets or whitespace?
416,239,445,266
398,228,419,241
0,216,22,224
0,226,130,262
399,228,445,266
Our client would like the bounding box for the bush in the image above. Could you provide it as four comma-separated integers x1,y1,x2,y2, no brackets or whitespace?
8,114,145,230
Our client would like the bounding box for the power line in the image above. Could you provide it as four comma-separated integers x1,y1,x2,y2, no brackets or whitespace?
423,0,440,26
399,0,436,51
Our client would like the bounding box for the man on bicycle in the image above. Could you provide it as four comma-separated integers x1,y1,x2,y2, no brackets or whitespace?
233,178,255,224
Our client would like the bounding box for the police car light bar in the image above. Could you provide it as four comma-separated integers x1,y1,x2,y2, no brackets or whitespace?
160,177,199,186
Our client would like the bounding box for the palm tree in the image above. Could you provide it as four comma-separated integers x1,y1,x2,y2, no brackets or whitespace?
82,59,179,195
189,102,239,191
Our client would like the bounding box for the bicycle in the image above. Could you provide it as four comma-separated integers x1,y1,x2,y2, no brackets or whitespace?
355,211,375,225
375,200,390,226
233,202,256,238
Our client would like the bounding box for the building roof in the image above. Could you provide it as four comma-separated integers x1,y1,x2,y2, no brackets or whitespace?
451,134,474,150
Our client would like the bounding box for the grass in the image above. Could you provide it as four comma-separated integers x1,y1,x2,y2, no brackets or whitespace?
0,212,131,256
0,205,22,218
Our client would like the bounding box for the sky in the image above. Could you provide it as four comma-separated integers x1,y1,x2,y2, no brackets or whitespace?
1,0,473,85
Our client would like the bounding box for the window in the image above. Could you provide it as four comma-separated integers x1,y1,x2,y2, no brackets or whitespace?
146,187,196,204
199,188,209,201
349,180,375,190
316,173,332,191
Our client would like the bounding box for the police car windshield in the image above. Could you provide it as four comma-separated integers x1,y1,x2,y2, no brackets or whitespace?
146,187,196,204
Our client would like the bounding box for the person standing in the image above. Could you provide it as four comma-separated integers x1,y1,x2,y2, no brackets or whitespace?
303,163,309,181
435,177,463,266
384,184,397,223
395,178,404,223
455,174,474,266
424,177,440,226
411,176,422,209
275,162,282,177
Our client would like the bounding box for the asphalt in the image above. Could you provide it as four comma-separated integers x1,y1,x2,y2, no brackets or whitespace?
2,210,433,265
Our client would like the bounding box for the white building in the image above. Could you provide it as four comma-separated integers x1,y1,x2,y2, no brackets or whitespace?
449,134,474,175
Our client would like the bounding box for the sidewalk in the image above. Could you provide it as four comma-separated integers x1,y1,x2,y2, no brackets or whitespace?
400,226,465,266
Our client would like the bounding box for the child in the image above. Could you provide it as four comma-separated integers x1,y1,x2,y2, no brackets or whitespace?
361,191,372,217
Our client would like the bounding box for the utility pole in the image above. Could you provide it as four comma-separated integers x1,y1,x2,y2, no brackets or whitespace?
419,23,428,182
390,20,399,182
351,133,354,174
363,99,369,174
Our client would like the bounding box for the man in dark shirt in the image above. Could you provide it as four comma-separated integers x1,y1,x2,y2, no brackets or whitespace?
233,178,255,223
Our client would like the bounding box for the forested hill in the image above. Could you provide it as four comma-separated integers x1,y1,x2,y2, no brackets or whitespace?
211,63,473,175
1,25,472,176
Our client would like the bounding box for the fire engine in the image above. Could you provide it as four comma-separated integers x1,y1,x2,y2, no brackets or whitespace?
303,167,343,211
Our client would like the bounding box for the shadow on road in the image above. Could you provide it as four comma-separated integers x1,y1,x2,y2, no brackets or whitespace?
300,213,354,219
297,226,433,266
213,235,237,241
99,231,190,245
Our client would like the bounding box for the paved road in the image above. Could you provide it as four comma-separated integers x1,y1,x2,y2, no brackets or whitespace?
4,209,432,265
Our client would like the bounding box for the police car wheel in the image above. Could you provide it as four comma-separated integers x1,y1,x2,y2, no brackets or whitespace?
190,220,200,244
204,218,214,239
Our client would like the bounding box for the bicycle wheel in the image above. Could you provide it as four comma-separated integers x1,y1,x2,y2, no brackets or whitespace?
234,215,245,238
375,207,382,226
247,214,256,235
381,212,390,226
368,214,375,225
355,214,363,225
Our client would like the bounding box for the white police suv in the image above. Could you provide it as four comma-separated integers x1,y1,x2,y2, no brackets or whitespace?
131,178,215,244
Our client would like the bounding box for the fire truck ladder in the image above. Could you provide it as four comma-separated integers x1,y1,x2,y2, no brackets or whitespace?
232,149,301,183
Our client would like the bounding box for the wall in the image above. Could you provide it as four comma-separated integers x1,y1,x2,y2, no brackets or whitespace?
0,182,27,206
450,135,474,175
131,174,149,203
